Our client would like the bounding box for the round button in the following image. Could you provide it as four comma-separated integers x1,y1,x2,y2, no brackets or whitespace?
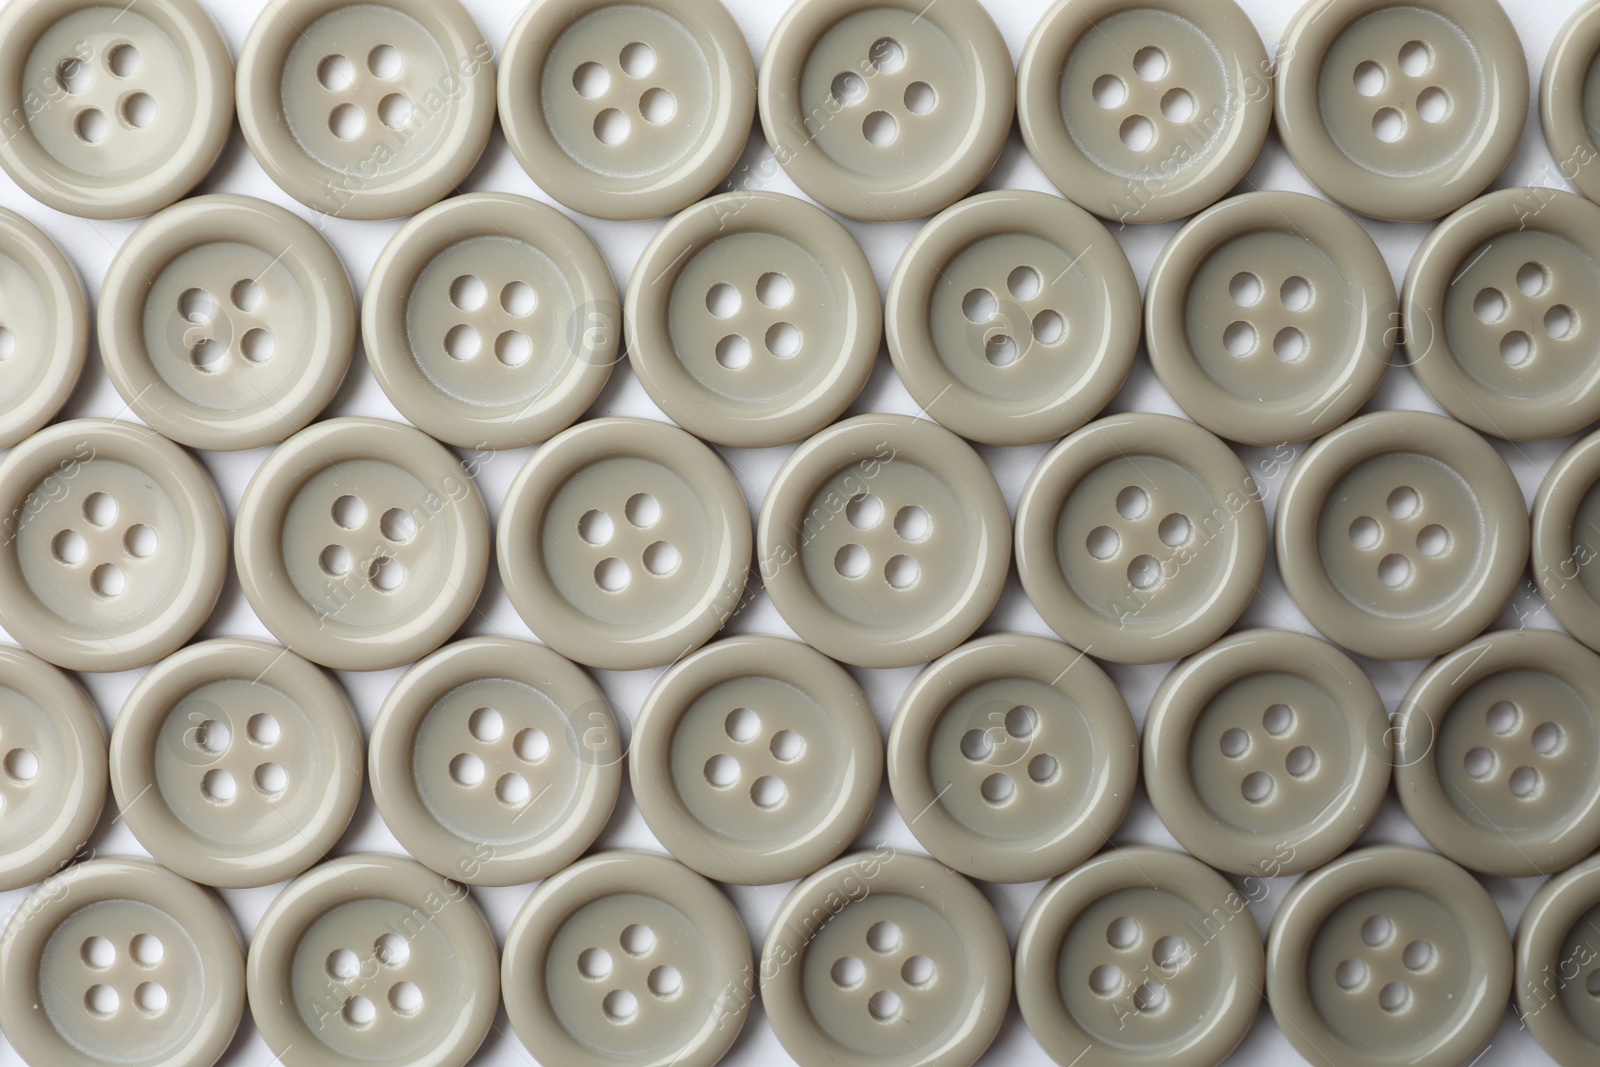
0,644,104,892
236,0,496,220
99,194,357,452
1275,0,1528,221
626,191,881,448
1515,854,1600,1064
1015,412,1267,665
1404,188,1600,441
499,0,755,221
247,853,499,1067
497,416,750,671
762,849,1010,1067
0,208,87,449
364,192,619,451
0,419,227,672
1395,628,1600,878
1267,845,1511,1067
501,850,751,1067
1534,428,1600,650
235,417,491,672
630,635,881,885
1144,628,1390,877
0,858,244,1067
1015,846,1264,1067
886,190,1141,446
1542,2,1600,207
370,637,622,886
888,634,1137,883
0,0,232,219
759,414,1010,669
759,0,1015,222
1275,410,1529,662
109,638,363,889
1146,191,1396,445
1017,0,1273,225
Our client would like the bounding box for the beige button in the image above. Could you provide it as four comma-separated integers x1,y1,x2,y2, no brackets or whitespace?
236,0,496,220
631,635,881,885
501,850,753,1067
0,419,228,672
888,634,1137,883
1395,628,1600,878
759,414,1011,669
1016,846,1264,1067
110,638,364,889
247,853,500,1067
0,0,233,219
762,849,1011,1067
1275,410,1529,662
499,0,756,221
759,0,1015,222
234,417,491,672
0,858,245,1067
497,416,752,671
0,209,88,449
1018,0,1273,224
1015,412,1267,664
0,644,105,892
1275,0,1528,221
369,637,622,886
1268,845,1512,1067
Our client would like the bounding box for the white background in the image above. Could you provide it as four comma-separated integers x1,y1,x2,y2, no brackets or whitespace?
0,0,1590,1064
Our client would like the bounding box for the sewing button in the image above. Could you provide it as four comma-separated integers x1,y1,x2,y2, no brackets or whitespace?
369,636,622,886
759,0,1015,222
0,419,227,672
0,208,88,449
234,417,491,672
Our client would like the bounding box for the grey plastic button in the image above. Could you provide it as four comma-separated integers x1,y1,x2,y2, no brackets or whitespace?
364,192,619,450
1275,0,1528,222
1534,428,1600,651
887,634,1136,883
0,419,227,673
1515,853,1600,1065
1394,628,1600,878
626,191,881,448
759,0,1015,222
1275,410,1528,662
109,638,363,889
1146,191,1396,445
1144,628,1390,877
762,849,1010,1067
1018,0,1273,225
369,636,622,887
247,853,499,1067
499,0,755,221
1016,846,1264,1067
1403,187,1600,441
0,0,233,220
498,416,751,671
0,644,104,892
99,195,357,452
236,0,496,220
1542,3,1600,207
759,414,1010,669
631,635,880,885
501,850,752,1067
886,190,1141,446
234,417,490,672
1268,845,1511,1067
1015,412,1267,665
0,857,244,1067
0,209,88,449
